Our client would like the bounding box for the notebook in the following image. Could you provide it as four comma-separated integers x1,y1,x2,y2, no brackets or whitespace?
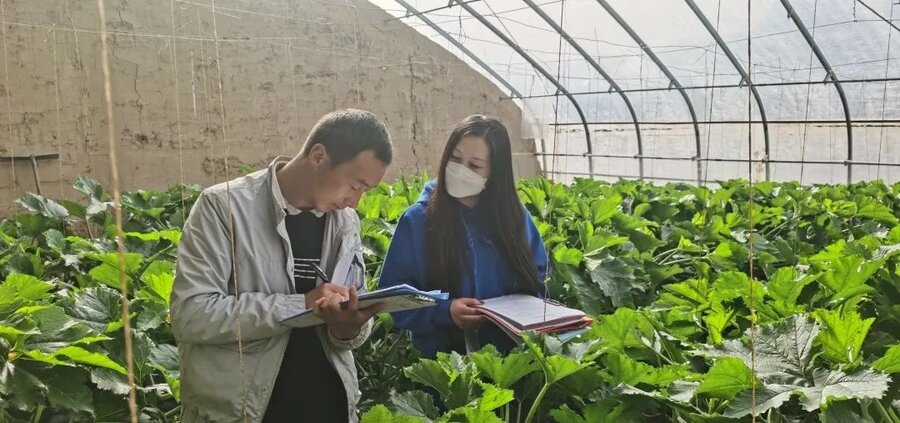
474,294,593,340
281,284,448,328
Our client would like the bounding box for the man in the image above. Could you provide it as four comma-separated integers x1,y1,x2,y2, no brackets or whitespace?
170,109,392,422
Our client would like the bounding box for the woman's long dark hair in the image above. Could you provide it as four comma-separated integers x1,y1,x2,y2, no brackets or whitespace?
425,115,542,298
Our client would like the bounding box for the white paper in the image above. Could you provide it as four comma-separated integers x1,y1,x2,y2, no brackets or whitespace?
477,294,585,330
281,294,438,328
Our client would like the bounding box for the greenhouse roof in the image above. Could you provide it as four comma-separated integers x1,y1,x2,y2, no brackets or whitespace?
371,0,900,183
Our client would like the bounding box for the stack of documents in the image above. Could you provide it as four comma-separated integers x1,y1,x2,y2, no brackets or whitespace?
281,284,448,328
474,294,593,340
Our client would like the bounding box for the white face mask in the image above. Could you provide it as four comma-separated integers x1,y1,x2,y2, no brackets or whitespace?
445,161,487,198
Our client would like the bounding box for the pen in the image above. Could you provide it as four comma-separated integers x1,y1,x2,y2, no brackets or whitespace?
312,263,352,310
311,263,329,282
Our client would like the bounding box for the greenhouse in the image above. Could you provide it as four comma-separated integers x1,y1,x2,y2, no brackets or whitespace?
0,0,898,422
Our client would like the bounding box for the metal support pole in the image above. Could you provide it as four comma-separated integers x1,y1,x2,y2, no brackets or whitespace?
451,0,595,177
595,0,703,183
523,0,644,178
780,0,854,183
685,0,770,180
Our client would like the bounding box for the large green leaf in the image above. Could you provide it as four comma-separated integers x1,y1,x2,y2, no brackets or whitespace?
25,305,100,352
390,390,440,421
655,278,709,309
90,368,131,395
405,353,476,409
158,365,181,402
66,286,122,332
591,308,654,353
138,272,174,308
584,254,642,308
404,360,452,398
564,263,609,317
703,302,732,346
872,344,900,373
813,309,873,365
469,346,538,389
695,357,754,400
88,264,132,289
0,273,53,306
357,194,385,220
724,384,797,418
550,400,642,423
361,404,423,423
710,271,765,307
43,228,67,251
817,255,879,305
601,353,655,386
590,195,621,225
383,196,410,222
695,314,818,383
125,230,181,245
667,381,699,404
24,349,70,366
767,267,815,305
73,176,104,202
819,401,865,423
0,360,47,411
85,252,143,288
524,335,587,384
855,196,898,224
798,369,890,412
16,193,70,220
552,245,583,267
474,383,513,412
439,406,503,423
54,346,127,374
148,343,179,372
43,366,94,416
0,325,35,339
611,214,666,252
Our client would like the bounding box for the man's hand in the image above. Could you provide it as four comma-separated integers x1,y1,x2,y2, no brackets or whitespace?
314,286,385,339
450,298,485,329
305,283,349,309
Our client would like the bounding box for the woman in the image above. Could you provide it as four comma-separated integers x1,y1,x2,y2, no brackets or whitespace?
378,115,548,358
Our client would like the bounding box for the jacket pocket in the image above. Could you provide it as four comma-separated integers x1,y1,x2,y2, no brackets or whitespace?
333,243,365,289
180,342,268,419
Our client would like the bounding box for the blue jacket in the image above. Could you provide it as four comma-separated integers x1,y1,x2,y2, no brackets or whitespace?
378,181,548,358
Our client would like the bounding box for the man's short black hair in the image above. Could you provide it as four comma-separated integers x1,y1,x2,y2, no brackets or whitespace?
300,109,393,166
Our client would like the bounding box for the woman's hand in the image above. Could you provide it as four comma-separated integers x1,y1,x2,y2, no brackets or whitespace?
450,298,486,329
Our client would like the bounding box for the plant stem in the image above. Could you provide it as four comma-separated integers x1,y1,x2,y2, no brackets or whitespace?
130,244,176,288
874,401,892,423
524,382,551,423
874,400,895,423
707,398,720,414
888,406,900,423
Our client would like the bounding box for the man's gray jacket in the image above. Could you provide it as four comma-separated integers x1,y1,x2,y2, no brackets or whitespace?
170,157,372,422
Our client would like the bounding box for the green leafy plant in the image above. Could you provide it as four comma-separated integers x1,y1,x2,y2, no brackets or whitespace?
3,175,900,422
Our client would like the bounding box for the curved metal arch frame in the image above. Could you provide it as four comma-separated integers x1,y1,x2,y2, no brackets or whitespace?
450,0,595,178
594,0,703,184
392,0,523,99
395,0,561,174
522,0,645,179
779,0,854,183
684,0,771,181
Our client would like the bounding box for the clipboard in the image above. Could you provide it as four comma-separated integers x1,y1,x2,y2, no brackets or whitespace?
281,284,448,328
